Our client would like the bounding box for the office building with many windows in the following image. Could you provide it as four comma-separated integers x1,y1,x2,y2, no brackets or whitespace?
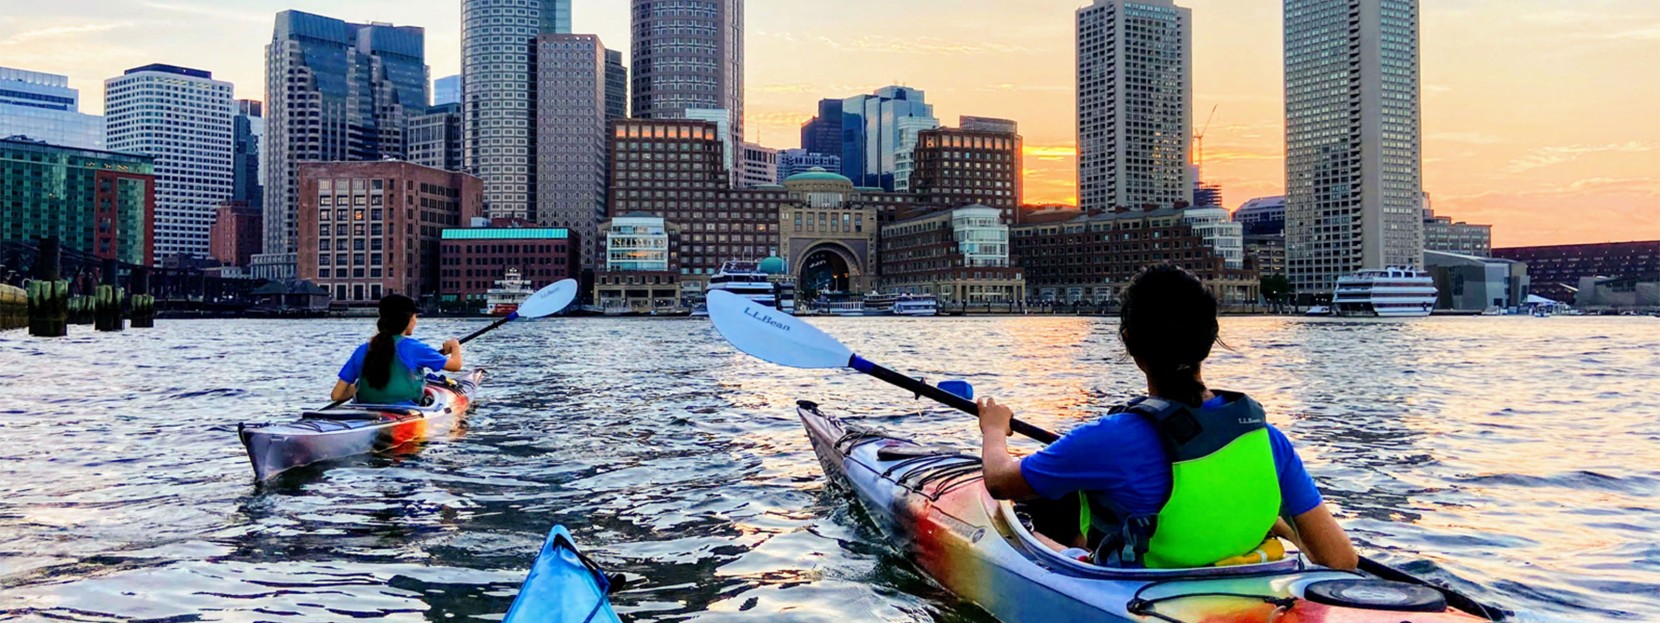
1076,0,1193,212
296,161,483,306
104,64,235,261
0,137,155,266
608,119,784,289
879,204,1024,305
232,100,264,209
409,104,464,172
776,148,841,185
462,0,570,221
842,86,939,191
535,34,611,272
0,67,105,151
1013,206,1258,305
909,120,1023,223
631,0,744,153
260,11,428,277
1284,0,1424,294
738,142,777,189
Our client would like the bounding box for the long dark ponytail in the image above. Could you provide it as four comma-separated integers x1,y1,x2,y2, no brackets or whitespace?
1118,265,1220,407
364,294,418,390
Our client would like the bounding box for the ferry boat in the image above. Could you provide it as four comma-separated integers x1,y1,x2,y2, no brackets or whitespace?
483,268,536,317
891,295,939,317
1332,267,1437,318
863,292,901,315
702,260,793,313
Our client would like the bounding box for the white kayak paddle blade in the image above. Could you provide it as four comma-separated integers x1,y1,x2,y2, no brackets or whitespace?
706,290,853,369
516,279,579,318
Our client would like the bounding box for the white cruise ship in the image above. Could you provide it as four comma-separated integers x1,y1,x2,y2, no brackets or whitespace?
1332,267,1437,318
891,294,940,317
702,260,791,312
482,268,535,317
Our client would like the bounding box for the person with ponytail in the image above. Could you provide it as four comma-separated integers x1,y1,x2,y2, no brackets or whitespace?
331,294,464,406
974,265,1357,570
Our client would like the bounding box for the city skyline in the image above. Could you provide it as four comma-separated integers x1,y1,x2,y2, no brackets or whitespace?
2,0,1656,247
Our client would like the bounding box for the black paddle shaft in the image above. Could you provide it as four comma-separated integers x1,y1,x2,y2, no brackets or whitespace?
849,355,1061,444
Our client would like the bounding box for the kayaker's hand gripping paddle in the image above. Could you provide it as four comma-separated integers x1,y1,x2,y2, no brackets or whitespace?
705,289,1507,621
318,278,579,411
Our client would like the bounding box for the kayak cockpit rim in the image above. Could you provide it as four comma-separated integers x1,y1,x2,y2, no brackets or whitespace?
987,481,1315,580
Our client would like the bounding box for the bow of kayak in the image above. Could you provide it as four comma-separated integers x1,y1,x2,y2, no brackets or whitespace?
237,369,485,480
796,400,1496,623
505,525,622,623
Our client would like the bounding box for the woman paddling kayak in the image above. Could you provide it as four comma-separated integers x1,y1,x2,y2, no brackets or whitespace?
975,264,1359,570
331,294,464,406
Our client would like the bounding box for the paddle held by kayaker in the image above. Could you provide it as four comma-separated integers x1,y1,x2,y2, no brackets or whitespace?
974,264,1359,571
330,294,463,406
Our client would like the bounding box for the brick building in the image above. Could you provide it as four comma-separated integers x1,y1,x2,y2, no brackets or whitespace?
439,222,578,309
297,161,482,306
209,201,262,267
879,204,1025,304
1492,241,1659,302
608,119,789,291
1012,206,1258,306
910,123,1023,223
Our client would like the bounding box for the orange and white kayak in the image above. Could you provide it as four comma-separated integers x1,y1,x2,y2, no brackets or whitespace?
237,369,484,480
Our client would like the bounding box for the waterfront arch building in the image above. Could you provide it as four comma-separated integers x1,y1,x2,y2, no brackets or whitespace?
777,168,878,295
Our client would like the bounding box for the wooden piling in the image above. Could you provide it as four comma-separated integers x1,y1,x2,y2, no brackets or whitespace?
27,237,67,337
0,284,26,331
95,285,124,332
131,268,154,328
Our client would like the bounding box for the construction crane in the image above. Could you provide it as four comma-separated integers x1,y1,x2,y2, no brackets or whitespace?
1193,103,1219,177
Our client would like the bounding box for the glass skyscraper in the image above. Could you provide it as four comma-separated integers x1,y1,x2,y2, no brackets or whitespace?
631,0,744,153
0,67,105,151
838,86,939,192
1075,0,1193,212
461,0,571,221
259,11,427,273
105,64,235,260
434,75,461,106
1284,0,1424,294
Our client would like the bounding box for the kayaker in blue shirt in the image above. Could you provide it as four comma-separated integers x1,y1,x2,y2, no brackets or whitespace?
331,294,463,406
975,265,1358,570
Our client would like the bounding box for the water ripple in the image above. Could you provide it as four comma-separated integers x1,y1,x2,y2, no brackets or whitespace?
0,316,1655,622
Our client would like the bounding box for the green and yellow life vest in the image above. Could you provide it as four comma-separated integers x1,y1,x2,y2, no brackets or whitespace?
1086,391,1281,569
355,336,429,405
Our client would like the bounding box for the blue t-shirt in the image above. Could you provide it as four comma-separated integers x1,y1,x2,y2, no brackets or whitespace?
1019,395,1323,518
337,337,449,386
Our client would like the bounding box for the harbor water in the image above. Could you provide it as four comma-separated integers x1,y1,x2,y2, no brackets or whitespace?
0,316,1655,621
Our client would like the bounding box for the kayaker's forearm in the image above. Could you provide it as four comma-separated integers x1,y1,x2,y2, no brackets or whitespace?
979,434,1035,500
1293,505,1358,570
443,351,463,372
331,380,355,402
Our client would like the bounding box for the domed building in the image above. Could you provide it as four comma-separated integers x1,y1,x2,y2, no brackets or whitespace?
776,167,890,296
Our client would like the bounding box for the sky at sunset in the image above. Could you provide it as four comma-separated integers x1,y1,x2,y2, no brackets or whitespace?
3,0,1656,246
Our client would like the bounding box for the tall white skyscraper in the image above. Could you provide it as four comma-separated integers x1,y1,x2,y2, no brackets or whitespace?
1075,0,1193,211
1284,0,1424,294
104,64,234,260
0,67,105,150
462,0,571,221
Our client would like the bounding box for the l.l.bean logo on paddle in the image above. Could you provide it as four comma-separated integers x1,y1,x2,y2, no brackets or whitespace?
744,306,791,332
